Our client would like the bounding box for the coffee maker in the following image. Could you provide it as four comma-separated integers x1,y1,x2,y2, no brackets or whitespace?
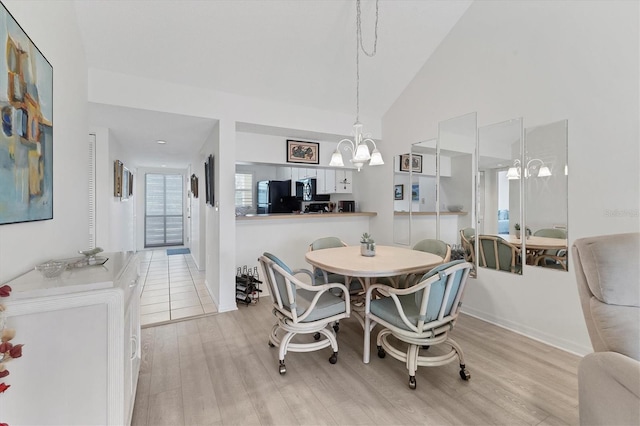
338,200,355,212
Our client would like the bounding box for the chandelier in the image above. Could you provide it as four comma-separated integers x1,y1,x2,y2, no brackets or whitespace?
506,158,552,179
329,0,383,172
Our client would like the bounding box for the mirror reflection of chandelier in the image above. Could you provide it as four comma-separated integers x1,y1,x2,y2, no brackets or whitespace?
506,158,552,179
329,0,384,172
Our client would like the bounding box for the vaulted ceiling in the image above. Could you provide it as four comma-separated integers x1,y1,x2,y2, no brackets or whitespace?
75,0,472,168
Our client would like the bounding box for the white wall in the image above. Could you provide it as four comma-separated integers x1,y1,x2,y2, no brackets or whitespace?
0,1,88,282
188,152,206,270
377,0,639,355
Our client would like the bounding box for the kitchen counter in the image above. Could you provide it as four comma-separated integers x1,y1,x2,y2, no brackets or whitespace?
236,212,377,221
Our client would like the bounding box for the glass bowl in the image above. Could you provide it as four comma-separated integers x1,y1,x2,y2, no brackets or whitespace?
35,261,67,278
447,205,463,212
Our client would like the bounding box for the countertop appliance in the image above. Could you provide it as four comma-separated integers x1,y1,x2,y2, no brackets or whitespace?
297,178,330,202
339,200,355,212
257,180,293,214
306,202,329,213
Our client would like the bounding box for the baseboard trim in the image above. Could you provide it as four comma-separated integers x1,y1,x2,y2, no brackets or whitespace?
461,306,591,357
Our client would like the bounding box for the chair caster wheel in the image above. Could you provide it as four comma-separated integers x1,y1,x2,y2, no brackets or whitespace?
409,376,416,390
279,361,286,375
377,346,386,358
459,367,470,381
314,332,321,341
268,341,275,347
329,352,338,364
333,324,340,333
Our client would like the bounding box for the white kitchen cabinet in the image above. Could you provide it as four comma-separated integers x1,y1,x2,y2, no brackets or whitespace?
315,168,336,194
276,166,291,181
0,252,141,426
334,169,353,193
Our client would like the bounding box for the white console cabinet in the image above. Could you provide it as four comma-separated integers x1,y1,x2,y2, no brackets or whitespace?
0,252,141,426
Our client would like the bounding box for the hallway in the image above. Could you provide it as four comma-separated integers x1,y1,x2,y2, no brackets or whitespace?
138,250,217,327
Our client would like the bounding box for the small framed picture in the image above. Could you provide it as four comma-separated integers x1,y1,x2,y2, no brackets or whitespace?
190,174,198,198
114,160,123,197
394,184,404,200
399,154,423,173
286,140,319,164
412,184,419,202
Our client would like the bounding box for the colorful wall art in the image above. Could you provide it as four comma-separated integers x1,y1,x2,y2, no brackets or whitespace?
0,4,53,225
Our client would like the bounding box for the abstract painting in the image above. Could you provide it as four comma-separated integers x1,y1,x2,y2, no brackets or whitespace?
0,4,53,225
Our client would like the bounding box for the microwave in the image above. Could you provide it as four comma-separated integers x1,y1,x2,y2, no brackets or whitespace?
296,178,330,202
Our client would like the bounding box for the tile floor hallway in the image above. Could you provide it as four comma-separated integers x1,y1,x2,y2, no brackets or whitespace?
138,249,217,327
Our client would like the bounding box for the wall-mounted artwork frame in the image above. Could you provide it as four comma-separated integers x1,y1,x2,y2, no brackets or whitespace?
205,155,214,205
128,170,134,197
399,154,422,173
394,184,404,200
190,174,198,198
0,3,54,225
114,160,123,197
412,184,419,202
121,166,130,200
286,140,319,164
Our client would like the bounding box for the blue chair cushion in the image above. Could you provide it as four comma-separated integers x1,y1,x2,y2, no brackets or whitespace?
296,289,346,322
263,252,295,305
370,260,466,331
370,294,420,331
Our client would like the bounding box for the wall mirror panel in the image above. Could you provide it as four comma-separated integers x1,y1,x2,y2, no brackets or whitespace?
437,113,477,269
478,118,523,275
405,139,437,244
524,119,569,271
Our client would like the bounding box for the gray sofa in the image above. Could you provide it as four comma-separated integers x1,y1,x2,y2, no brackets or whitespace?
572,232,640,425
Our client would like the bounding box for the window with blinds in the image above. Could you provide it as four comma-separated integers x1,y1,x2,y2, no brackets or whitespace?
145,173,184,247
235,173,253,207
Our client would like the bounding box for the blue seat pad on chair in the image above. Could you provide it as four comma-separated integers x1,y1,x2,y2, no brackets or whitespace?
295,289,346,322
370,260,465,331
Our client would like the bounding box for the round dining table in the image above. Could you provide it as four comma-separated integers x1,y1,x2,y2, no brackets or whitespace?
305,245,444,363
305,245,444,286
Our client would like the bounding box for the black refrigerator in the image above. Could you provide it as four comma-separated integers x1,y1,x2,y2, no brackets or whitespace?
257,180,293,214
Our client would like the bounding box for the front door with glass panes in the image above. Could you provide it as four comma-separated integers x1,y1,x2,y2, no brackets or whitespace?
145,173,184,247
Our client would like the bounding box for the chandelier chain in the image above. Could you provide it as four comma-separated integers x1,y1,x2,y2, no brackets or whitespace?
355,0,379,123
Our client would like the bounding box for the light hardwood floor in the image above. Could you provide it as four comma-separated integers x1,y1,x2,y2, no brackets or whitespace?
131,299,580,426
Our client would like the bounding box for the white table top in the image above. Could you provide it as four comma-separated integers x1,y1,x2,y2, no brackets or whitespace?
490,234,567,250
305,245,443,278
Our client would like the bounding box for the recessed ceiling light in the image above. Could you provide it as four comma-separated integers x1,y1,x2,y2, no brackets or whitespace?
156,140,167,144
161,164,167,168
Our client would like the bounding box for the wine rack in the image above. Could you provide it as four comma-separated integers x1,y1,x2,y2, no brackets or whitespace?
236,265,262,306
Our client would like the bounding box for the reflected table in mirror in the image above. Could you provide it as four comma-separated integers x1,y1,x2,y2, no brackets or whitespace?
491,234,568,269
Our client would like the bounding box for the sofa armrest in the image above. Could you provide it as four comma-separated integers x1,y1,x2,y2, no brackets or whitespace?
579,352,640,425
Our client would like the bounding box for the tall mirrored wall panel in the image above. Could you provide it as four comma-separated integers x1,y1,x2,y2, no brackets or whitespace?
477,118,523,275
524,120,569,271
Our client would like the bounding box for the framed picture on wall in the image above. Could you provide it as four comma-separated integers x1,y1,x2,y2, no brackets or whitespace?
399,154,423,173
394,184,404,200
190,174,198,198
128,171,134,197
412,184,419,202
114,160,123,197
286,140,319,164
0,3,54,225
205,155,214,205
121,166,130,200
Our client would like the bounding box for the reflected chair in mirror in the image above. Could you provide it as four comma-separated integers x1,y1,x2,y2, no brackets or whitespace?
533,228,568,270
572,233,640,425
258,253,350,375
364,260,473,389
476,235,521,273
459,228,475,263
